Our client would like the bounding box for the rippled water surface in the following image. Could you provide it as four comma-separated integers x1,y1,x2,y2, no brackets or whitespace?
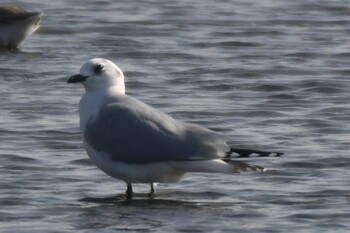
1,0,350,232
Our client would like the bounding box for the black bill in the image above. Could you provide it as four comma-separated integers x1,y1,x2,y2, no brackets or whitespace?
67,74,87,83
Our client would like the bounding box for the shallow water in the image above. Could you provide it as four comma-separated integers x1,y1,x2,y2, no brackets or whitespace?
1,0,350,232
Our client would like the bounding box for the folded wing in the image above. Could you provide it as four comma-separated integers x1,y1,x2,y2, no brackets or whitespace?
84,95,230,164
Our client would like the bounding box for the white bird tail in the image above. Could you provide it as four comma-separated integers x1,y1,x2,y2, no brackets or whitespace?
222,159,266,172
174,159,265,174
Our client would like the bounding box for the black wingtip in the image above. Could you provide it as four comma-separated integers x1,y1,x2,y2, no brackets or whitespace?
228,147,284,158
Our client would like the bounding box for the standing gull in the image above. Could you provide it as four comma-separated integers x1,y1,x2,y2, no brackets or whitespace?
0,5,42,50
68,58,282,199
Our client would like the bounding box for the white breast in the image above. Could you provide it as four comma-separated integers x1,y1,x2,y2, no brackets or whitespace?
79,93,100,134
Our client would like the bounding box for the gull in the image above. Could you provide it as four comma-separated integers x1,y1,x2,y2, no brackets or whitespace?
68,58,282,199
0,5,42,50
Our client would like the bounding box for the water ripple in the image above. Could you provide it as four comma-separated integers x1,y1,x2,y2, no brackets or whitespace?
0,0,350,232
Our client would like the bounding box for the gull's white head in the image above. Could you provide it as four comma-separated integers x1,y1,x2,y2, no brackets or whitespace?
68,58,125,93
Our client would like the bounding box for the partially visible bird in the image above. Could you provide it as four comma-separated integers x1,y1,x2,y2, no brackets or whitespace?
68,58,283,199
0,5,42,50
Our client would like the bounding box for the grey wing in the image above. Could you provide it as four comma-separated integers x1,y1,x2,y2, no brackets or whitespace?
84,96,230,163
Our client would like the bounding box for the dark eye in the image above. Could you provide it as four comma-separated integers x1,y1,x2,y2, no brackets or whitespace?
93,64,104,74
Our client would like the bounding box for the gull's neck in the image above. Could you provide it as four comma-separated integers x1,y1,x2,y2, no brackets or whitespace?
84,81,125,94
79,86,124,133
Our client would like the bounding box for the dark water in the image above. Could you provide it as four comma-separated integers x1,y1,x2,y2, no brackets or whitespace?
1,0,350,232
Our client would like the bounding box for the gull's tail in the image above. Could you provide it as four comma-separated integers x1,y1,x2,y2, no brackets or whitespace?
174,146,282,174
175,159,266,174
220,146,283,173
222,159,266,172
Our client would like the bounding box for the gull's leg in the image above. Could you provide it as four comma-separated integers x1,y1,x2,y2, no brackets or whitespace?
147,183,155,197
126,183,133,199
150,183,155,194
